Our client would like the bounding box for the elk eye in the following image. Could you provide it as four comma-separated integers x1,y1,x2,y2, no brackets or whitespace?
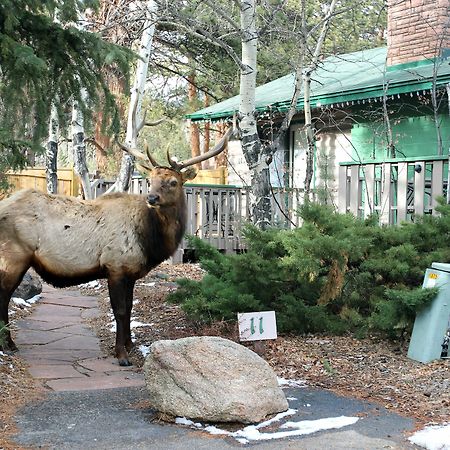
170,179,178,187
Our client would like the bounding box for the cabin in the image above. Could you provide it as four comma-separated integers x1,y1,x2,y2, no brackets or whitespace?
187,0,450,226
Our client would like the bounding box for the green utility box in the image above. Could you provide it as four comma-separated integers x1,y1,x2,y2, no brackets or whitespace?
407,262,450,363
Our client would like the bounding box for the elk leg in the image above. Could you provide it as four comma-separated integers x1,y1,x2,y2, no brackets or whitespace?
0,266,28,352
124,279,135,352
108,276,132,366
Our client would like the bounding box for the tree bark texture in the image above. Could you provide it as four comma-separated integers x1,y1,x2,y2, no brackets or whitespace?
214,123,228,167
116,0,157,192
202,95,211,169
46,104,59,194
188,73,201,168
239,0,271,229
72,100,92,199
303,0,338,198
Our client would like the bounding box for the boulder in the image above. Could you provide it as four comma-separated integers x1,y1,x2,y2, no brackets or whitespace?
12,271,42,300
144,336,288,423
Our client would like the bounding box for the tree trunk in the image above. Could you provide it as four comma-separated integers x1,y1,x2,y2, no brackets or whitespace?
303,70,315,198
188,73,201,169
46,103,59,194
239,0,271,229
202,95,211,169
72,99,92,199
303,0,338,199
116,0,157,192
214,123,228,167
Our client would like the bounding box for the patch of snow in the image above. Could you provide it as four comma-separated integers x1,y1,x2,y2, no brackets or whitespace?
281,416,359,432
175,417,203,428
138,282,156,287
11,297,30,308
277,377,307,388
254,409,297,429
175,412,358,443
408,423,450,450
139,345,151,358
109,322,116,332
130,320,153,329
133,299,140,305
78,280,101,289
204,425,229,435
286,397,297,401
27,294,41,304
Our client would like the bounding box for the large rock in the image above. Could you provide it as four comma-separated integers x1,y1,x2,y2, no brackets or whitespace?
12,271,42,300
144,336,288,423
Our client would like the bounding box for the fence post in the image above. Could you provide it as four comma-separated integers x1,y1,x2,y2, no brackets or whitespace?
338,165,347,214
380,163,391,225
414,161,425,218
431,160,443,215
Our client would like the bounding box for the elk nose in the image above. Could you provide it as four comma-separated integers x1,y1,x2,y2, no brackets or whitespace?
147,194,160,205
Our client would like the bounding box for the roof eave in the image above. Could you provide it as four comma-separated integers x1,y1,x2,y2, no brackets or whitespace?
187,75,450,122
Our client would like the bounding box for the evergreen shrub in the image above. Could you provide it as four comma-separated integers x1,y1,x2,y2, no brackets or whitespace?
169,201,449,338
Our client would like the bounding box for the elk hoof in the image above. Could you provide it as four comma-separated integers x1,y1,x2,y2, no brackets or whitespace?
118,358,132,367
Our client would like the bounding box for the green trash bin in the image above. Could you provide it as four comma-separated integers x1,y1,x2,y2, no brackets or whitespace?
407,262,450,363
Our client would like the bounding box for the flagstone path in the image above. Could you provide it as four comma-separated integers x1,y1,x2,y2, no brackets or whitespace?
14,284,144,392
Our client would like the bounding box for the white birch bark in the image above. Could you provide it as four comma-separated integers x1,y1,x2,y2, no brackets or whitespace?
72,96,92,199
116,0,157,192
303,0,338,198
239,0,272,228
46,102,59,194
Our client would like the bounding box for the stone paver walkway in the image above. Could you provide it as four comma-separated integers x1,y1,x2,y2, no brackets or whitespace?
15,284,144,392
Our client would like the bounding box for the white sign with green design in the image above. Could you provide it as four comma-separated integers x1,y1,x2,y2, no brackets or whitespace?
238,311,277,341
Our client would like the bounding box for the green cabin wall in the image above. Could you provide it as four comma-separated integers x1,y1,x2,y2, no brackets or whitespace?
351,112,450,161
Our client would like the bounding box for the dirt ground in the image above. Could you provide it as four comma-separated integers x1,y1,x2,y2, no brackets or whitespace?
1,262,449,449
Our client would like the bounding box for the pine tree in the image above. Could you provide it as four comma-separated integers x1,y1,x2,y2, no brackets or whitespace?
0,0,133,179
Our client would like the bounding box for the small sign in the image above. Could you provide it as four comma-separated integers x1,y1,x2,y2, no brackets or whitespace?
426,272,439,288
238,311,277,342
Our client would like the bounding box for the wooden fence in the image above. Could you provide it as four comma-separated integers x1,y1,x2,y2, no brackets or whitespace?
6,168,79,197
338,156,449,225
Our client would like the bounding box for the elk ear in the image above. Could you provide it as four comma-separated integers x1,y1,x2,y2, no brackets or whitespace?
181,167,197,182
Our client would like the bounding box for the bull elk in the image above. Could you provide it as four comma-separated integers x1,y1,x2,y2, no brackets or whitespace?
0,128,233,366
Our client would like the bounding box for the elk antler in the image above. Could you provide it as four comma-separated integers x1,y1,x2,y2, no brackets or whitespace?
116,140,161,170
168,127,235,170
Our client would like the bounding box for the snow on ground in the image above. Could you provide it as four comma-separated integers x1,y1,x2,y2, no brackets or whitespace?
11,294,41,309
78,280,102,290
138,345,151,358
277,377,307,388
177,412,359,444
409,423,450,450
109,318,153,333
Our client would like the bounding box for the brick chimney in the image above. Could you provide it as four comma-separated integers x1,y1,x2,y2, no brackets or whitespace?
387,0,450,67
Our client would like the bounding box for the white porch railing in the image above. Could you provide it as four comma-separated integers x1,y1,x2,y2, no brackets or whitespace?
338,157,449,225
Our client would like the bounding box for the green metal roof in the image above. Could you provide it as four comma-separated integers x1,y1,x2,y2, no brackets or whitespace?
187,47,450,122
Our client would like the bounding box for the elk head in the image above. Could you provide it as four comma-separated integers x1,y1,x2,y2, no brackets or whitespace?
118,127,234,208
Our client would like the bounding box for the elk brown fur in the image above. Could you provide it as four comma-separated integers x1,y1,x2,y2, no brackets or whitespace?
0,167,196,366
